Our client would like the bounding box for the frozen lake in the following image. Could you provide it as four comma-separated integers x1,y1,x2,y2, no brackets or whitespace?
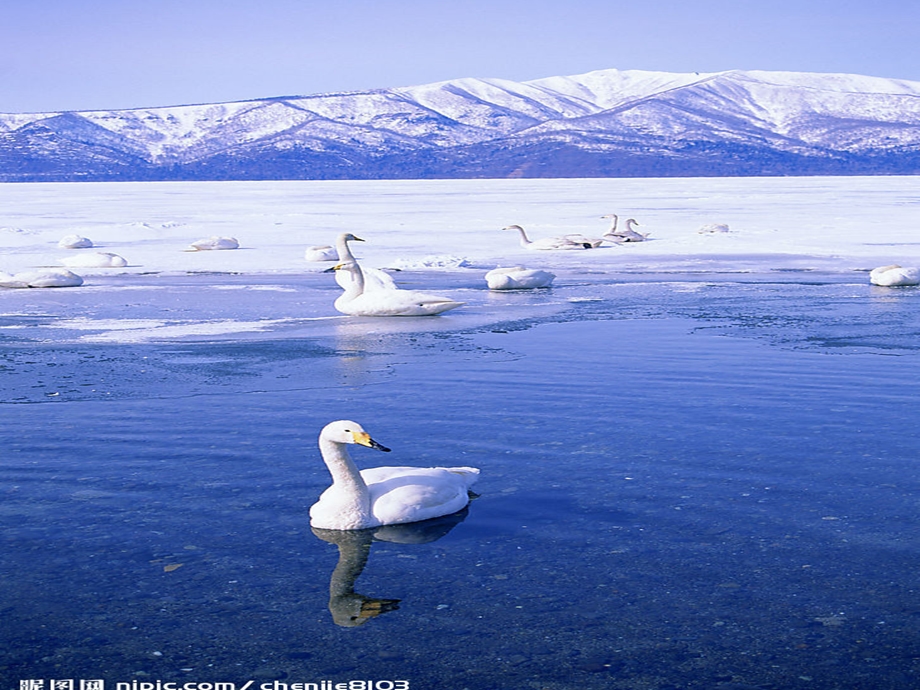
2,178,920,689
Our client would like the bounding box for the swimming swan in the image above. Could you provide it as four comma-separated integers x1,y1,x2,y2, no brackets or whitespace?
485,266,556,290
309,420,480,530
503,225,591,250
869,264,920,286
332,233,398,291
332,260,462,316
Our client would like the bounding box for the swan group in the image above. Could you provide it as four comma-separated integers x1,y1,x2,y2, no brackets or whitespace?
601,214,648,243
869,264,920,287
503,225,592,250
328,233,460,316
310,420,480,530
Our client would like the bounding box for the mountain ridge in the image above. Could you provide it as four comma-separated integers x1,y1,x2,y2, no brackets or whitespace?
2,67,919,181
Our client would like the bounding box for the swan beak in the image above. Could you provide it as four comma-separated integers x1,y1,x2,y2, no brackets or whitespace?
352,430,391,452
352,236,365,243
325,263,348,272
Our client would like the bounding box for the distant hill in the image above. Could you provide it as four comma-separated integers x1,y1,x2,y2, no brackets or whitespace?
2,68,919,181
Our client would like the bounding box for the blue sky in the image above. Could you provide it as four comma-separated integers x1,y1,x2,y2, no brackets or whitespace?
2,0,918,113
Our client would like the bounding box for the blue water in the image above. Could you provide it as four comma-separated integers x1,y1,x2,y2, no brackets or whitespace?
2,272,919,690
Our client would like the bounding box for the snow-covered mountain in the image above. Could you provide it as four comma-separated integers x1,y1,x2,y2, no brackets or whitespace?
2,68,920,181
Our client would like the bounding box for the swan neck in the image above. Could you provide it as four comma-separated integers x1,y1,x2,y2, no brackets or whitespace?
319,436,369,499
607,215,618,232
515,226,531,246
336,236,356,262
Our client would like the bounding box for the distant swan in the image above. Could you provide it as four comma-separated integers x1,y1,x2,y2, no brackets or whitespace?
309,420,480,530
332,233,398,291
305,245,339,262
186,236,239,251
869,264,920,287
332,260,462,316
485,266,556,290
60,252,128,268
503,225,591,250
698,223,731,234
58,234,93,249
0,269,84,288
602,216,648,243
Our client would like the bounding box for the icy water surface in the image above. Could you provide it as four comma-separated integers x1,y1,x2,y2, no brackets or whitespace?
2,272,920,690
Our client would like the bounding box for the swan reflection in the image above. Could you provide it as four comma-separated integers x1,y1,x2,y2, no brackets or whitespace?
312,508,469,627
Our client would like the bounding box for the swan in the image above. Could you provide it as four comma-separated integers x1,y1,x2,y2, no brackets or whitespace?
603,217,648,243
186,236,239,251
699,223,731,234
485,266,556,290
332,261,462,316
60,252,128,268
332,233,398,291
503,225,590,250
869,264,920,287
58,234,93,249
0,269,83,288
305,245,339,262
310,420,480,530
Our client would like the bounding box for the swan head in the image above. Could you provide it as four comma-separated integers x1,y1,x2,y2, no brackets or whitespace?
321,420,391,452
502,225,524,232
601,214,618,220
338,233,365,243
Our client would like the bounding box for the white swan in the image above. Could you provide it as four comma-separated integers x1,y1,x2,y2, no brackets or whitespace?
869,264,920,287
503,225,590,250
332,261,462,316
186,236,239,251
0,269,84,288
485,266,556,290
603,217,648,243
698,223,731,234
310,420,480,530
60,252,128,268
58,234,93,249
332,233,397,292
305,245,339,262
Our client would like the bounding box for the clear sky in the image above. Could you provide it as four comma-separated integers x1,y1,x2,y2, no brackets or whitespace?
2,0,918,113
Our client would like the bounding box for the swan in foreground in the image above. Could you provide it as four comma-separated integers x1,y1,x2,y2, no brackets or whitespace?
485,266,556,290
305,245,339,262
602,216,648,243
60,252,128,268
58,234,93,249
503,225,591,250
0,269,83,288
869,264,920,286
332,261,462,316
332,233,397,291
310,420,480,530
186,236,239,251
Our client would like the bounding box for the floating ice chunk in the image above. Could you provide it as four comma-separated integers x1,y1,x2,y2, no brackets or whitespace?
60,252,129,268
58,234,94,249
0,268,84,288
